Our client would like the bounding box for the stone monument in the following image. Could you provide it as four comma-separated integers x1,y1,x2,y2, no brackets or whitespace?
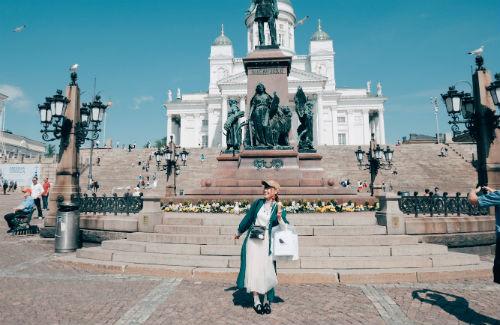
178,3,356,201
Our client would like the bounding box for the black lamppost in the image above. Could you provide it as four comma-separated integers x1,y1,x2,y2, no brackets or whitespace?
80,96,109,190
355,138,394,196
154,136,189,196
441,58,500,187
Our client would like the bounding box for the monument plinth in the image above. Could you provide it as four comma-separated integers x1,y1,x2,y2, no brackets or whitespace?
243,48,292,109
174,48,356,201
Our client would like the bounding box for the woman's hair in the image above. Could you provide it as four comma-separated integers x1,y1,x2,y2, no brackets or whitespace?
274,193,279,202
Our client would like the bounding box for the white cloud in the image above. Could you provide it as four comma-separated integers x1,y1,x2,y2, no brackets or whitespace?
0,84,32,111
132,95,154,110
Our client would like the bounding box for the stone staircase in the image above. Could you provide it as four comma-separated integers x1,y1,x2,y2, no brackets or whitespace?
70,212,491,284
74,143,476,198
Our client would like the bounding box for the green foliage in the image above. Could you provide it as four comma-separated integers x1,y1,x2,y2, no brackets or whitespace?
154,137,167,149
45,144,56,158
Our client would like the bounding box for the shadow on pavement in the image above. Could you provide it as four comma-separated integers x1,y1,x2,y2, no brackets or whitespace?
412,289,499,325
225,286,284,308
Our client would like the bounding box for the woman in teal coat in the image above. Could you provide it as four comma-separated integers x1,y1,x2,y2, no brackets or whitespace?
234,180,289,314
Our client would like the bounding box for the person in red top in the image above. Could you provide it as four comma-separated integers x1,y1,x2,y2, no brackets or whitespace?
42,177,50,211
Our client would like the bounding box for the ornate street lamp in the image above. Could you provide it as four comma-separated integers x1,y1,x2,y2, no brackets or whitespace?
441,86,463,115
442,56,500,186
154,137,188,196
180,148,189,166
354,137,394,196
487,73,500,107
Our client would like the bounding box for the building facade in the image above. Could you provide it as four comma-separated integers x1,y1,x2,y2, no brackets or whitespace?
164,0,387,149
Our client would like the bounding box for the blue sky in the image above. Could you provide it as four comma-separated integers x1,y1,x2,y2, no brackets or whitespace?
0,0,499,147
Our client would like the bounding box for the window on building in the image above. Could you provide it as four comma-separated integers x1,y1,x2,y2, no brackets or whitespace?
279,33,284,46
337,116,346,124
338,133,347,145
202,119,208,127
202,135,208,148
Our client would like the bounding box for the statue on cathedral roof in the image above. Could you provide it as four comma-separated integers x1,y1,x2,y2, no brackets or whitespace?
294,86,316,152
224,99,245,152
246,0,279,47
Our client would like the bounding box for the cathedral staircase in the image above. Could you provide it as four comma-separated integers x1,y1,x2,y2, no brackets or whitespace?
65,211,491,284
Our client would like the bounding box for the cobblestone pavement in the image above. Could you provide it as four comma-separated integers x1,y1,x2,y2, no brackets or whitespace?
1,193,499,324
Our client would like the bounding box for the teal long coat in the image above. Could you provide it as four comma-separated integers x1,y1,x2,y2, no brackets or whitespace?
236,199,289,301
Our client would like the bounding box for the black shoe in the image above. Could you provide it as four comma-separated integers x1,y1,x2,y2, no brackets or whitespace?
6,229,13,234
253,304,263,314
263,303,271,314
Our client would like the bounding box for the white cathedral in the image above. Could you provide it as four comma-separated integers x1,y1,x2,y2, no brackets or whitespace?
164,0,386,149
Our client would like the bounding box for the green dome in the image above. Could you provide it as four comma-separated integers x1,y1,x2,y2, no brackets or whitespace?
213,25,232,46
311,19,331,41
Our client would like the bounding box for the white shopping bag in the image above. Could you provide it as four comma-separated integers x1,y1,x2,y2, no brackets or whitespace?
272,227,299,261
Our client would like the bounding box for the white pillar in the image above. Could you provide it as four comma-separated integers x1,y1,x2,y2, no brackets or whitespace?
166,114,172,139
363,110,370,145
315,94,323,146
221,95,228,148
378,109,386,145
331,108,338,145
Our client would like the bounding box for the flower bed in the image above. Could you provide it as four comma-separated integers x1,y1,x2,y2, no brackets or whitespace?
162,200,379,214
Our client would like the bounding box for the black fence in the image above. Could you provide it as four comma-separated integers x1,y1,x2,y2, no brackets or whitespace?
398,192,489,217
63,193,144,215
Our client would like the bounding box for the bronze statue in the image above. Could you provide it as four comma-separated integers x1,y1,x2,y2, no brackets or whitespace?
246,83,292,149
294,87,315,152
224,99,245,152
246,0,279,47
247,83,276,147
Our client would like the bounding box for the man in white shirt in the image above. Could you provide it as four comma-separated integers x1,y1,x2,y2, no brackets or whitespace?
30,176,44,219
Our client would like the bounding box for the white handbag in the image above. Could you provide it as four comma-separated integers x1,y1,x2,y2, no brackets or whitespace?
272,227,299,260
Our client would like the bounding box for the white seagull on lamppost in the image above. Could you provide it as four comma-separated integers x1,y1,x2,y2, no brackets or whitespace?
468,45,484,57
70,64,79,72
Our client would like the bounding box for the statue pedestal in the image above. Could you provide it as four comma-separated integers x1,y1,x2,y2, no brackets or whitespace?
243,48,292,110
166,49,359,202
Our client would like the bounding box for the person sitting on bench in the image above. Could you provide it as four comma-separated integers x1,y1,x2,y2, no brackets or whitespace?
4,188,35,233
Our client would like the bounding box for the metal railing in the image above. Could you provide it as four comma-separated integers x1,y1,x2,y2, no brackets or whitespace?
66,193,144,215
398,192,489,217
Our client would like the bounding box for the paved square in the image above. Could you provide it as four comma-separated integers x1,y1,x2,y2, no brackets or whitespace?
0,194,499,324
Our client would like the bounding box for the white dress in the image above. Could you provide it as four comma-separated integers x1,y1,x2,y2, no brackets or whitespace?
244,202,285,294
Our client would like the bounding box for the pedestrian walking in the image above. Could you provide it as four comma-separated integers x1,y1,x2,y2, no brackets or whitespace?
3,179,8,195
42,177,50,211
30,176,44,219
234,180,289,315
468,186,500,284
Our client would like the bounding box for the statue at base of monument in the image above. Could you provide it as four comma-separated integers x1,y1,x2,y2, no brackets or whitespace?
294,86,316,152
246,0,279,47
224,99,245,152
246,83,291,149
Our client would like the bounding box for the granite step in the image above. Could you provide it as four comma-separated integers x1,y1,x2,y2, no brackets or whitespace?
126,232,420,246
153,224,387,236
101,240,448,257
76,248,478,270
161,214,378,227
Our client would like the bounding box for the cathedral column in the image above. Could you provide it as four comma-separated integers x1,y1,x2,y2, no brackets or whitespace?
378,109,386,145
315,94,323,146
221,95,228,148
166,114,172,139
239,96,246,144
363,110,370,145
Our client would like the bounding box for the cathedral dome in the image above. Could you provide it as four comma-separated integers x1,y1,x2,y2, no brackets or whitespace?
311,19,331,41
213,25,232,46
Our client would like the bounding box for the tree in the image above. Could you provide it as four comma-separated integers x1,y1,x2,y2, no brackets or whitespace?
45,144,56,158
154,137,167,149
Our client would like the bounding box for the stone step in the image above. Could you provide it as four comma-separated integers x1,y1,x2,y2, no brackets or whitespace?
100,240,449,257
153,224,387,236
126,232,420,246
76,248,479,270
60,255,492,284
161,213,378,227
